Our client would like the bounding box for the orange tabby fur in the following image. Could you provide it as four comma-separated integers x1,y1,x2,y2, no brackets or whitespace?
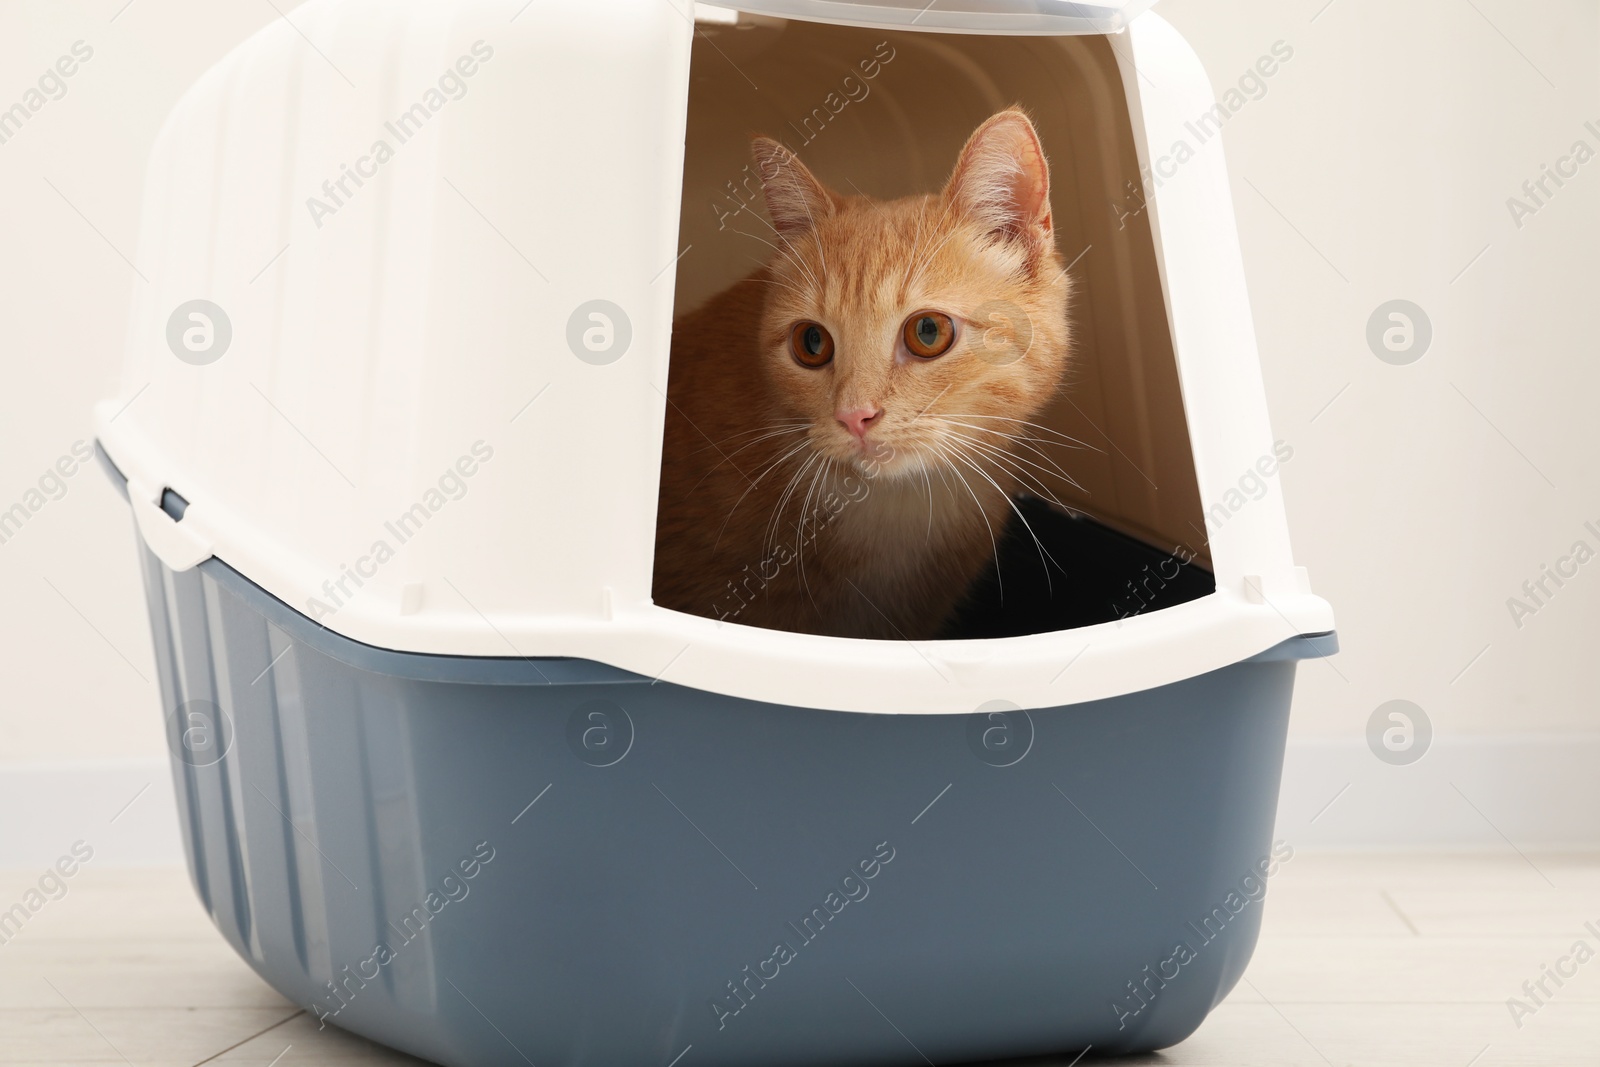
653,108,1072,640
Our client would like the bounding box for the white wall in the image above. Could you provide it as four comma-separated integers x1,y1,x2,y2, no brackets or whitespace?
0,0,1594,861
1158,0,1600,846
1,1,302,863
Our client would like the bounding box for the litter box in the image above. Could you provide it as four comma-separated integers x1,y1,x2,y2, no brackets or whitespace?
94,1,1337,1064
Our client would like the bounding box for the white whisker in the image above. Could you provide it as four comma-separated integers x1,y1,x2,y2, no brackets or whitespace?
713,439,813,554
945,445,1061,592
927,413,1099,453
793,457,832,615
919,461,935,544
745,208,826,297
735,223,822,296
765,450,823,561
938,424,1083,496
930,440,1004,599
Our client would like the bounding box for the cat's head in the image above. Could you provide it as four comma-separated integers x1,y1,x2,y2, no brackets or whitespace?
752,107,1071,481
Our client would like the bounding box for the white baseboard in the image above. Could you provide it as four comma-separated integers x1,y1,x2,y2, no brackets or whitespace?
2,736,1597,867
2,762,184,868
1274,734,1600,850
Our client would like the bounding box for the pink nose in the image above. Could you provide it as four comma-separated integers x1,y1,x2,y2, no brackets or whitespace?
836,405,882,440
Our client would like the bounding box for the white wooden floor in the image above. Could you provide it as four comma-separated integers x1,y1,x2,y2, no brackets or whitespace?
1,853,1595,1066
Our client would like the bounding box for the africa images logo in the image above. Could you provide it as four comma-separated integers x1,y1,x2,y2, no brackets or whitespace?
1111,841,1294,1031
304,41,495,229
309,841,496,1028
709,841,896,1031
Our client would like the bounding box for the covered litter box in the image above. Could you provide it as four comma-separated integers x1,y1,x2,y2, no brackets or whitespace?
95,0,1336,1064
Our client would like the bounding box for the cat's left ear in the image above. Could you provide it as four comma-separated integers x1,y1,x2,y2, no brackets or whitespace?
752,138,837,237
943,107,1053,256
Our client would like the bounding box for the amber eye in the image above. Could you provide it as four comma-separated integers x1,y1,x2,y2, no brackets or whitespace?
790,321,834,368
903,311,956,358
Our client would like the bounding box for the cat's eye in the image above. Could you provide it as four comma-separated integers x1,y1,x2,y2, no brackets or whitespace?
903,311,956,359
790,321,835,368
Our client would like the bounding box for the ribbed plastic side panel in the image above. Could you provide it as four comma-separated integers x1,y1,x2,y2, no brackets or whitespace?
145,551,464,1058
138,538,1300,1067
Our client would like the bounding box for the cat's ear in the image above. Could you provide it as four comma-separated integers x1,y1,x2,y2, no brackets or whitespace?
752,137,836,236
943,107,1053,252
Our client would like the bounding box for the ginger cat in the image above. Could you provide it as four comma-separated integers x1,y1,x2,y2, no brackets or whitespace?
653,108,1072,640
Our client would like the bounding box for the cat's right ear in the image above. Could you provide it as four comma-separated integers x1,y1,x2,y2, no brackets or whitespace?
943,107,1053,258
752,138,835,236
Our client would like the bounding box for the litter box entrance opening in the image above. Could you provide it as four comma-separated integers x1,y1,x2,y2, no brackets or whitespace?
655,11,1214,637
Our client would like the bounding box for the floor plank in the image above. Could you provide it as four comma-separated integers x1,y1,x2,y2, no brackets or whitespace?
1,856,1596,1066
